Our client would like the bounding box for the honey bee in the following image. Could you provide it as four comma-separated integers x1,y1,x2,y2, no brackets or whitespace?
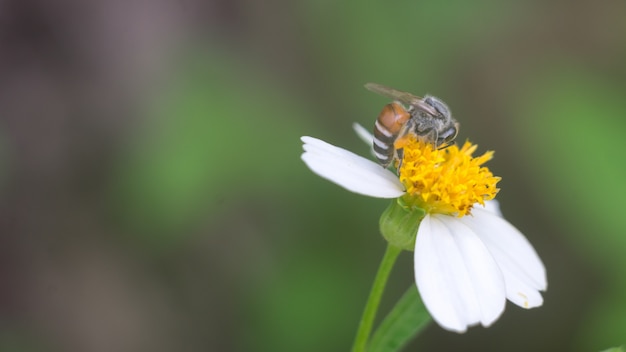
365,83,459,168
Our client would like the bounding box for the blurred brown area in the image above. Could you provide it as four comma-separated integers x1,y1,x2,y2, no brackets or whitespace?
1,1,192,351
1,0,625,351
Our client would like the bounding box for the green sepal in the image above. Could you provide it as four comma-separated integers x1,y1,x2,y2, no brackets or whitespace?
379,199,425,251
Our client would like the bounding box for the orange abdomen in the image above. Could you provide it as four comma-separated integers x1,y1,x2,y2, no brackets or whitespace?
373,102,411,167
377,102,411,134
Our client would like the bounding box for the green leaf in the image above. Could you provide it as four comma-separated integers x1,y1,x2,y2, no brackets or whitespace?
599,347,624,352
368,285,431,352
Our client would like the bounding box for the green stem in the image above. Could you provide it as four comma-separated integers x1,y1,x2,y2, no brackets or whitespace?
351,244,403,352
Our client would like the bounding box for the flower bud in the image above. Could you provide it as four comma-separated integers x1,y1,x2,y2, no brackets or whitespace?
379,198,425,251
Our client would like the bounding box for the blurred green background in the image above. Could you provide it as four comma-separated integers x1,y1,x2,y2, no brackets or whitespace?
1,0,625,351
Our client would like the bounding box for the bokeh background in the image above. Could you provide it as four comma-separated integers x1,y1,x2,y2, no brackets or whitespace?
1,0,625,351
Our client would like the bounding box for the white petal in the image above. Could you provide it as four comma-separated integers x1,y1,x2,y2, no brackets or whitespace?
301,136,405,198
352,123,378,158
460,208,547,309
352,122,374,146
499,267,544,308
414,214,506,333
481,200,502,217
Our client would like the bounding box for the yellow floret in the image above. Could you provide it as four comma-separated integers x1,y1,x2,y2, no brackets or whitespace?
396,136,500,217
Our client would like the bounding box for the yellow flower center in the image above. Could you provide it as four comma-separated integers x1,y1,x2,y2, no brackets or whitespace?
395,135,500,217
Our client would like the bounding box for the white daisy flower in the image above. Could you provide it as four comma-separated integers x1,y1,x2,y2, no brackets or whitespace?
300,125,547,333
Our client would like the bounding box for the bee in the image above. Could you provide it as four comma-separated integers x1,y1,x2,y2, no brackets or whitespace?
365,83,459,168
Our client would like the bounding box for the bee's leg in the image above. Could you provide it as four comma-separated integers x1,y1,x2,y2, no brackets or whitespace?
437,122,460,149
394,148,404,175
437,139,455,150
413,126,433,139
418,128,441,148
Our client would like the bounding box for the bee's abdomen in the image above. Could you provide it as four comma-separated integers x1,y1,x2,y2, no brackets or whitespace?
373,120,395,167
373,102,411,168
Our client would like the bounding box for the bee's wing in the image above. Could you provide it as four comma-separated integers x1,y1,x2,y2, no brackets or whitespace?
364,83,422,104
365,83,437,115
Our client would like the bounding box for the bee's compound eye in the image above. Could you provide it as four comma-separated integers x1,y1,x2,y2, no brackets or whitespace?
424,96,451,118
